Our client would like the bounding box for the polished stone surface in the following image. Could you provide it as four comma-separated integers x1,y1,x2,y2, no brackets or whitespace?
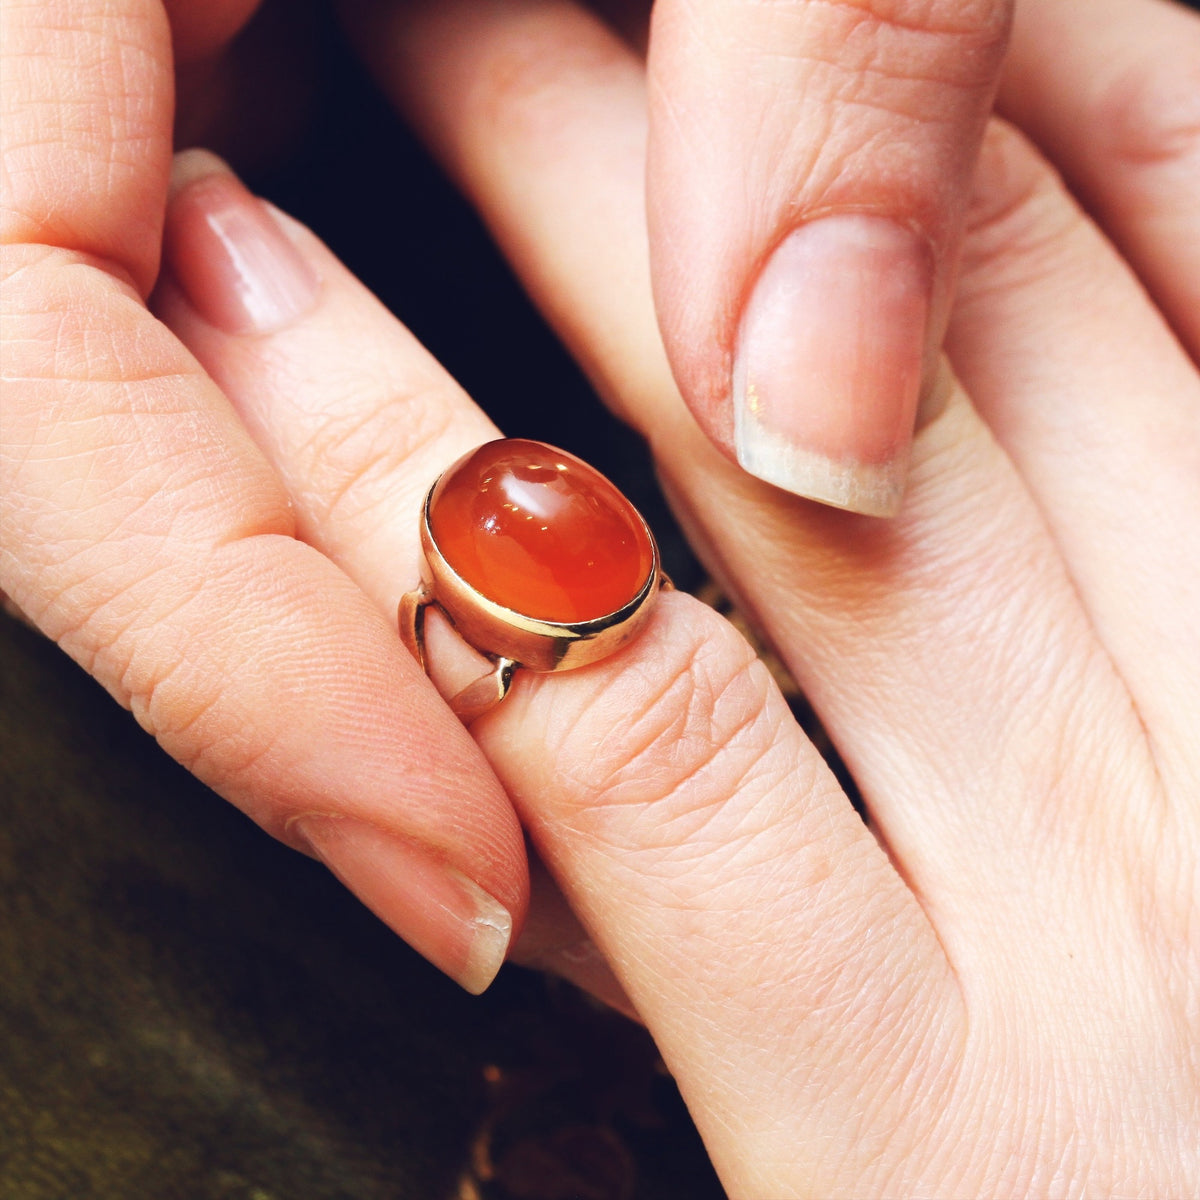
429,439,655,624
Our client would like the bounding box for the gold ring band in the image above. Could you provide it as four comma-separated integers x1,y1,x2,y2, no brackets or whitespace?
399,439,669,723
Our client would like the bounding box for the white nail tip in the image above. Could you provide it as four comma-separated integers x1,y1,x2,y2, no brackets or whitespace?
452,871,513,996
734,401,906,518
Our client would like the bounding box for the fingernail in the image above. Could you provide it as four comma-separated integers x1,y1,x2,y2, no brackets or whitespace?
733,215,933,517
293,816,512,995
163,148,319,336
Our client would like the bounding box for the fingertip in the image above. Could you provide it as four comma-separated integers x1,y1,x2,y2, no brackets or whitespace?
292,814,516,995
169,147,234,199
162,149,320,336
646,0,1011,515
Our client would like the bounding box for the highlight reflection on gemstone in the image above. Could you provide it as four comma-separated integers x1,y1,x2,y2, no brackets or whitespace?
428,439,655,624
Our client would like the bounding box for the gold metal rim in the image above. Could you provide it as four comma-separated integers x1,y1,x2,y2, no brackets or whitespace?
418,483,661,671
398,471,667,722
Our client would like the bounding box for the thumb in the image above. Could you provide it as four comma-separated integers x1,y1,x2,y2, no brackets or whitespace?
646,0,1011,515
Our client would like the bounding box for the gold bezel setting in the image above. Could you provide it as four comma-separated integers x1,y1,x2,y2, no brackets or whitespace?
399,464,666,722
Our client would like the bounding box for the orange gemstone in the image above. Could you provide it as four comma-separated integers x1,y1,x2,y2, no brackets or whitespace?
428,439,655,623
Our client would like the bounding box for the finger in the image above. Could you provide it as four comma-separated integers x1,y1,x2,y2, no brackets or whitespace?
154,153,960,1192
518,857,640,1021
998,0,1200,361
154,153,497,619
155,150,632,1003
356,0,1166,976
946,118,1200,782
0,0,525,995
478,593,964,1196
642,0,1012,514
1,0,172,296
343,0,671,432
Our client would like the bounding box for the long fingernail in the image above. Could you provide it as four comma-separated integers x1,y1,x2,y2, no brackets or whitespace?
733,215,932,517
163,149,319,336
292,816,512,995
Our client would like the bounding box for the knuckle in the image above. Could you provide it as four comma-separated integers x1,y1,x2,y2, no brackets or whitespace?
662,0,1010,41
800,0,1011,54
125,635,222,761
108,539,306,789
300,373,462,529
1093,49,1200,169
542,598,813,858
957,120,1089,297
711,0,1011,81
663,0,1011,215
82,556,215,744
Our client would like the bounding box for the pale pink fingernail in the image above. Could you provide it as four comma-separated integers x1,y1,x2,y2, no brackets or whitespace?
733,215,932,517
293,816,512,995
163,149,319,336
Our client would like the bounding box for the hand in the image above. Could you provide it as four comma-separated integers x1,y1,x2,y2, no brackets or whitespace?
345,0,1194,1192
378,0,1193,526
0,0,534,998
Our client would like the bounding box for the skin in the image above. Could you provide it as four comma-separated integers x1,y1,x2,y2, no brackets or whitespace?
1,0,535,1000
642,0,1012,507
4,0,1200,1194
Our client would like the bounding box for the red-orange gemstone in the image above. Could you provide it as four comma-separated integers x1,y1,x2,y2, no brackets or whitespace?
428,439,655,623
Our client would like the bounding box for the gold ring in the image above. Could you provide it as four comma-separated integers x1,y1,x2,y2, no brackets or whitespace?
399,438,669,723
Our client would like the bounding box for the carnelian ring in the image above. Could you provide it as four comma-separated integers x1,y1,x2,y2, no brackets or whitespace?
399,439,666,723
